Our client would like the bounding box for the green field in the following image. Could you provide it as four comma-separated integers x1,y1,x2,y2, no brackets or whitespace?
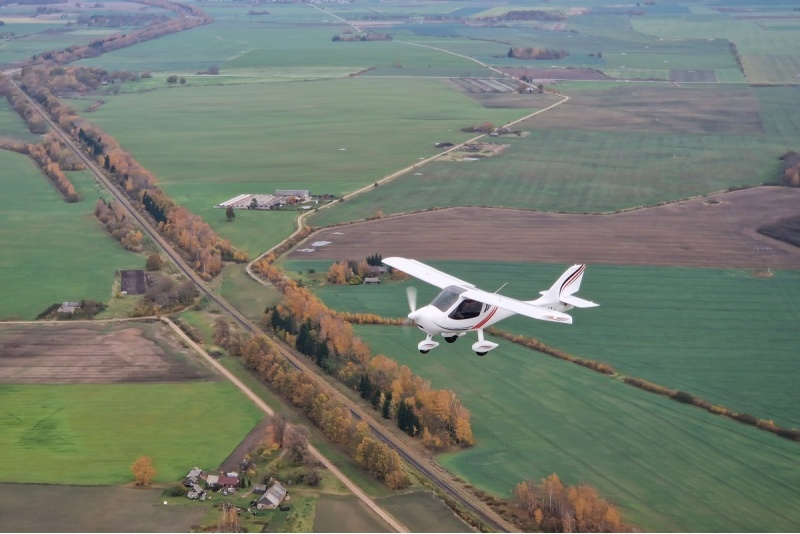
0,381,263,485
308,127,779,227
77,76,537,254
4,1,800,531
299,260,800,430
352,324,800,532
214,264,282,324
0,150,143,320
0,104,41,143
309,82,800,227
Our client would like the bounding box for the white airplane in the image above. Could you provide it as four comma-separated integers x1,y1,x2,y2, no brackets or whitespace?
382,257,598,356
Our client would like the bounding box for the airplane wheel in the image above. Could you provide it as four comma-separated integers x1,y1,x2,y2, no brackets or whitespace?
476,351,487,357
420,350,429,354
444,336,457,344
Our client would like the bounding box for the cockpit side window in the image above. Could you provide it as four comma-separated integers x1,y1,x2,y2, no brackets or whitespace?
448,298,483,321
431,286,466,312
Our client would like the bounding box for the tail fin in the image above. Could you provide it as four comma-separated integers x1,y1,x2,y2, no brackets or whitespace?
533,265,599,309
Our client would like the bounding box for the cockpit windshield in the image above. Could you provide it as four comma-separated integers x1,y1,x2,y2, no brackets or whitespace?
430,286,467,312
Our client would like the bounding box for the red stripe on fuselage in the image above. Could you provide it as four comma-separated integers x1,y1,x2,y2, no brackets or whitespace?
473,306,498,330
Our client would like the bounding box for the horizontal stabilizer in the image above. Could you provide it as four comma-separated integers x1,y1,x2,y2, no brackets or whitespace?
561,294,599,308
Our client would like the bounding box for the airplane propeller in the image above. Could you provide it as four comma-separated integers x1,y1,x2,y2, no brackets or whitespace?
404,286,419,333
406,286,418,314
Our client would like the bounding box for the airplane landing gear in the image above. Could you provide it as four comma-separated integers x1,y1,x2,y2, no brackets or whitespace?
471,329,498,356
417,335,439,354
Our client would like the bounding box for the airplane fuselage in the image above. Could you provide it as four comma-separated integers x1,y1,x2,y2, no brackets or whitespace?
412,286,514,336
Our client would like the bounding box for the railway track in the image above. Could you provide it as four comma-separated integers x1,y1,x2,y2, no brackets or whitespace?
12,78,514,533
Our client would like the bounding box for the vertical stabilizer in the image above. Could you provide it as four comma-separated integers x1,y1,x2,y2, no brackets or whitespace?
531,265,598,309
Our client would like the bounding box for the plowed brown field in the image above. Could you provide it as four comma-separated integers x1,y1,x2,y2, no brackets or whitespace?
0,321,212,384
289,187,800,269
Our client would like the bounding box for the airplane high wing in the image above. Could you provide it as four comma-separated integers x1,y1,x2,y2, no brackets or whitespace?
460,288,573,324
382,257,475,289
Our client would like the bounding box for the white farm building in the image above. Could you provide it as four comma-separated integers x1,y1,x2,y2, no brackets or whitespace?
215,190,310,211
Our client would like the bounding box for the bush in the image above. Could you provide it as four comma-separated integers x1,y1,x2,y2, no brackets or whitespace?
168,483,188,497
671,390,695,404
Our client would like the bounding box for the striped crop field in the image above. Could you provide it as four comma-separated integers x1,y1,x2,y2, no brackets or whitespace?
352,323,800,532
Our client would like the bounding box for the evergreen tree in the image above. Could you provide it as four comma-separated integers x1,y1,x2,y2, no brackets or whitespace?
297,321,315,356
370,387,382,409
314,340,329,367
358,374,373,399
382,392,393,419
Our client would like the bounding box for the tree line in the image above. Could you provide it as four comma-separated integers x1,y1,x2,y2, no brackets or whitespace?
240,334,410,489
0,79,86,202
5,65,248,279
253,256,474,451
507,47,569,60
208,315,411,488
23,0,209,67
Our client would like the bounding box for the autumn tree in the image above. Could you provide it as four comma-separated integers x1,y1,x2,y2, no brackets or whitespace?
284,424,310,462
327,261,349,284
145,252,163,271
512,473,630,532
131,455,156,486
213,317,231,346
268,413,288,448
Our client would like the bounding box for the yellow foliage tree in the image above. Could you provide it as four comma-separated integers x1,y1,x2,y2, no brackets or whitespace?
131,455,156,486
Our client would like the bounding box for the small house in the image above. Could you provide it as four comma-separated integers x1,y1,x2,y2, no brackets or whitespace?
183,467,204,487
205,474,219,489
187,483,208,501
257,482,287,509
218,473,240,492
59,301,81,314
364,277,381,285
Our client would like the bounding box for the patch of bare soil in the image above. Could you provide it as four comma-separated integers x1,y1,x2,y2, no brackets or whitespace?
438,142,510,162
0,321,214,384
0,484,204,533
289,187,800,269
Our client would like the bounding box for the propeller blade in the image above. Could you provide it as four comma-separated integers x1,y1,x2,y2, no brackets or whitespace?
406,286,417,313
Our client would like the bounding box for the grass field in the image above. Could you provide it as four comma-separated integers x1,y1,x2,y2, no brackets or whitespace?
299,260,800,430
0,105,41,143
0,381,263,485
352,324,800,532
631,9,800,83
0,151,144,320
307,128,780,227
213,263,282,324
78,76,537,254
308,82,799,227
